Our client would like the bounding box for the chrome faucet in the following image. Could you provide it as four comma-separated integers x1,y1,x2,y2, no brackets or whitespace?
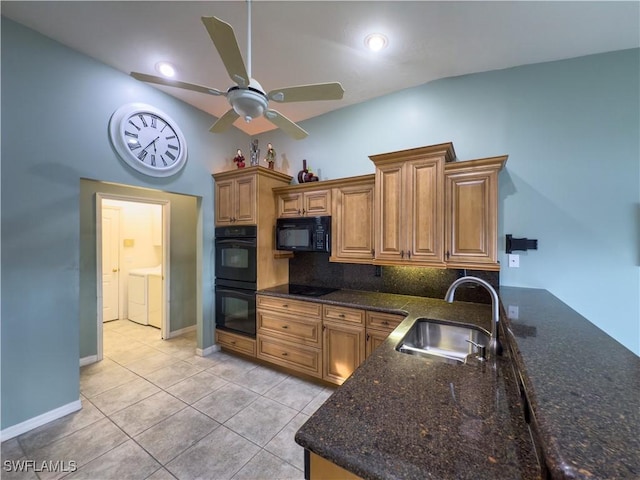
445,276,503,358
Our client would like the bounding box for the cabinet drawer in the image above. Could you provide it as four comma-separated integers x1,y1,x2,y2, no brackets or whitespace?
257,311,321,347
323,305,365,325
257,295,322,319
257,335,322,378
216,329,256,357
366,311,405,331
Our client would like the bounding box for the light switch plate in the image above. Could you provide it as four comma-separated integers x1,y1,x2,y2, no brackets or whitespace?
508,254,520,268
508,305,519,319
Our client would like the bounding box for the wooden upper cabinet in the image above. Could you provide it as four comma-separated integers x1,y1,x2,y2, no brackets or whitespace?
214,173,256,226
371,144,454,267
444,156,507,270
330,176,375,264
213,166,292,227
276,189,331,218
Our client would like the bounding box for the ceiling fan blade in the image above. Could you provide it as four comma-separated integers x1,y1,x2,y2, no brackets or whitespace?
268,82,345,103
130,72,225,96
264,110,308,140
201,16,249,87
209,109,240,133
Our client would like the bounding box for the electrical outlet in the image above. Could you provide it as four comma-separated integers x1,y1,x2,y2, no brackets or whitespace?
508,305,519,319
508,254,520,268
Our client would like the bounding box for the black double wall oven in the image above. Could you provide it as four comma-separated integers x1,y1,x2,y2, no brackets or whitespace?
214,226,257,338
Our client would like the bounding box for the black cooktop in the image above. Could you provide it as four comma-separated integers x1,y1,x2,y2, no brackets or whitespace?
288,284,338,297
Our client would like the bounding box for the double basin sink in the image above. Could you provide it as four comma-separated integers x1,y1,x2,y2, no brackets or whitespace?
397,318,490,365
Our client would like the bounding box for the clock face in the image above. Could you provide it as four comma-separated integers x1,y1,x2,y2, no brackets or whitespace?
109,103,188,177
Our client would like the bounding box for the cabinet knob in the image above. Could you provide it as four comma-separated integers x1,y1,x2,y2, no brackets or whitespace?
282,304,289,308
366,333,370,341
339,313,345,318
382,321,389,325
112,268,118,272
281,352,288,356
281,325,289,329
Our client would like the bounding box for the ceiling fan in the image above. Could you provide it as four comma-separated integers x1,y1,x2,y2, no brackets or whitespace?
131,0,344,140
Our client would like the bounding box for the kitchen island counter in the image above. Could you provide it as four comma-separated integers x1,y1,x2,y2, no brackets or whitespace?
259,285,640,479
260,285,539,480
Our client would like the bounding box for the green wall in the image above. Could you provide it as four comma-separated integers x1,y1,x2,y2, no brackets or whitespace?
1,17,245,430
257,49,640,355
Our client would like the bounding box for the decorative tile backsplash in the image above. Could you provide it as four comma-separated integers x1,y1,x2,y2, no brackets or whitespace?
289,253,499,304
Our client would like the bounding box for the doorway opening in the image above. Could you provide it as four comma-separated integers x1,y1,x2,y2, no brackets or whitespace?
96,193,170,361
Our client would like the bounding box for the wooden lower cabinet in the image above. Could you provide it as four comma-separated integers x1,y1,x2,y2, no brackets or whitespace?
307,451,363,480
215,329,256,357
257,335,322,378
365,311,405,359
322,321,365,385
255,295,401,386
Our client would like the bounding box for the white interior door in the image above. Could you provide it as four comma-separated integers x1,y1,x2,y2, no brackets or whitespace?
102,207,120,322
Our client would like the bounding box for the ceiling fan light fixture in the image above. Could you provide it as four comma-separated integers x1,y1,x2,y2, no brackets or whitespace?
155,61,176,78
365,33,388,52
227,86,268,123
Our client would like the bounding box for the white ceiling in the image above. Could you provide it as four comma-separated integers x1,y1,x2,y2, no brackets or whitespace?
3,1,639,136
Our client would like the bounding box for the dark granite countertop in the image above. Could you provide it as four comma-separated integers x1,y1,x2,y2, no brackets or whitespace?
499,287,640,479
259,285,540,480
259,285,640,479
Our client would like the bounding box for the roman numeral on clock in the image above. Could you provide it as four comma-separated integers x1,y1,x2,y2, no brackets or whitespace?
138,114,148,127
128,141,141,151
137,150,148,161
160,155,168,166
165,151,176,161
150,154,156,166
128,120,141,131
125,131,138,139
150,117,157,129
168,144,179,151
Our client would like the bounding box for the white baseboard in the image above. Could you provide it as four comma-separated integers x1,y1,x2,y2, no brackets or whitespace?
167,324,196,339
196,344,221,356
79,355,98,367
0,399,82,441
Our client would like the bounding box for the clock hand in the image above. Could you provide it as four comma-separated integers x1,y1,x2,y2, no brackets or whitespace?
141,136,160,152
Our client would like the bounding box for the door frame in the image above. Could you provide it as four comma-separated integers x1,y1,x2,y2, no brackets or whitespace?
95,192,171,361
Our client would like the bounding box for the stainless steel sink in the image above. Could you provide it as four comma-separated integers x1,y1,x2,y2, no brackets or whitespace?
396,319,490,364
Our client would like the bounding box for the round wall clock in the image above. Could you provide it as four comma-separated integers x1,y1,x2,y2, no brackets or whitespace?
109,103,188,177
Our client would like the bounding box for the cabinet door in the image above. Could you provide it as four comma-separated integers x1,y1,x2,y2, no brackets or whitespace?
374,163,405,261
322,321,365,385
303,190,331,216
366,329,390,359
406,158,444,264
215,179,235,225
235,175,257,224
331,183,374,263
445,168,498,268
278,192,303,217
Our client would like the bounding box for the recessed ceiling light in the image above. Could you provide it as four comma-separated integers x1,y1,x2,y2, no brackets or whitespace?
365,33,388,52
155,61,176,78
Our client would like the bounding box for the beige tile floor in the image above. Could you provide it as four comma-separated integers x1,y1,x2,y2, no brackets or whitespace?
1,320,335,479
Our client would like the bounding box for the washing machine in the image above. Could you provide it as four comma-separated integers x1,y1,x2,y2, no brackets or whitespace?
128,265,162,328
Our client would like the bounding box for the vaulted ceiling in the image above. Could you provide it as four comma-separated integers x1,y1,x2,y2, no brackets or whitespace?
3,1,638,135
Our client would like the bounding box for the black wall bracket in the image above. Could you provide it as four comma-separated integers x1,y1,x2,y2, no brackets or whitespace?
506,234,538,254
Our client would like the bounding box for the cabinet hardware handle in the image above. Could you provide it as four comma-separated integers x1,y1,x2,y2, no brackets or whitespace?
382,321,389,325
407,251,411,259
231,341,236,345
322,325,326,331
366,334,370,341
282,352,288,356
302,209,306,215
446,250,450,260
297,209,301,215
400,250,404,259
282,304,289,308
282,325,289,329
339,314,345,318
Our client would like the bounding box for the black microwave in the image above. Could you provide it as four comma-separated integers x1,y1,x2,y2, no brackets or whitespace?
276,216,331,252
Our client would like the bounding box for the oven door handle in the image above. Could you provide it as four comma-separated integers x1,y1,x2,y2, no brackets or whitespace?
215,239,256,247
216,288,254,297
